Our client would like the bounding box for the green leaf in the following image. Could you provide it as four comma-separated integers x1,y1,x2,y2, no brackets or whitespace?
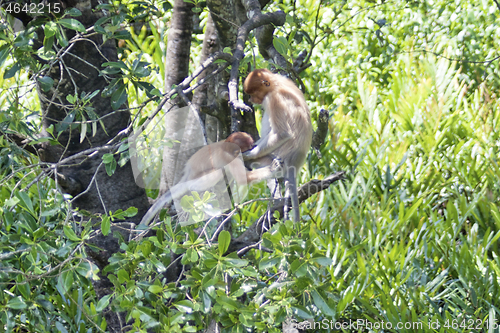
101,215,110,236
291,305,313,319
102,61,128,70
259,257,280,270
56,26,68,47
148,285,164,294
16,275,30,299
96,295,111,312
0,44,10,67
44,21,58,38
446,200,458,223
111,83,127,110
4,62,21,79
4,197,20,207
16,191,34,215
57,270,74,295
163,1,173,10
218,230,231,255
58,112,75,131
102,153,114,163
38,76,54,92
6,296,27,309
191,248,199,262
80,113,87,143
58,18,86,33
225,258,248,267
273,36,288,57
174,300,194,313
216,295,239,310
311,289,336,317
105,157,117,176
55,322,68,333
113,27,131,38
311,257,333,266
402,197,423,223
43,34,54,52
117,269,129,283
65,8,82,16
75,261,100,280
63,225,81,241
124,207,138,217
290,259,307,277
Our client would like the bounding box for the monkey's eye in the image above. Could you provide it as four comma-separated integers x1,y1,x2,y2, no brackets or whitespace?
262,80,270,87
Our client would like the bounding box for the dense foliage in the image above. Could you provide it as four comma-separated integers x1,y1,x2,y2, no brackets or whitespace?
1,0,500,331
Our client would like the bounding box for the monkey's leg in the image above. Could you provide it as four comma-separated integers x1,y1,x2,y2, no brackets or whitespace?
245,156,282,198
284,167,299,223
246,155,283,184
267,179,282,198
283,178,290,221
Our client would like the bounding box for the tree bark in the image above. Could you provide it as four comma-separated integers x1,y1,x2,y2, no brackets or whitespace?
160,0,197,194
27,1,150,331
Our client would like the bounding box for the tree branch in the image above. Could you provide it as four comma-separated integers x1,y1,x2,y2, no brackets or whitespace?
229,171,346,254
312,108,330,158
228,10,286,132
242,0,288,69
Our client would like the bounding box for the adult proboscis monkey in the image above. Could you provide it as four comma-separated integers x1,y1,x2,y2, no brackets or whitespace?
242,68,313,222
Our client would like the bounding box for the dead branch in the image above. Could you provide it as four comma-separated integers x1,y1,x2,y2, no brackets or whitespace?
312,108,330,158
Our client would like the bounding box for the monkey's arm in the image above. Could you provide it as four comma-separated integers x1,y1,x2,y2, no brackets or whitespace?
246,156,283,183
242,131,290,160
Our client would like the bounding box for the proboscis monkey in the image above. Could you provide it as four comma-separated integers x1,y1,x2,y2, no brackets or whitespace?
139,132,278,227
242,68,313,222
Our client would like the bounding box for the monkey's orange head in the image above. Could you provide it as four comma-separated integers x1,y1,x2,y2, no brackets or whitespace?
225,132,254,152
243,69,274,104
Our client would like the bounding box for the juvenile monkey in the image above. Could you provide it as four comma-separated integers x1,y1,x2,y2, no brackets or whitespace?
139,132,277,227
243,68,313,222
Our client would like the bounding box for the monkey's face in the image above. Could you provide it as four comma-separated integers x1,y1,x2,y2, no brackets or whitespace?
238,138,254,152
244,69,273,105
249,92,265,104
226,132,255,152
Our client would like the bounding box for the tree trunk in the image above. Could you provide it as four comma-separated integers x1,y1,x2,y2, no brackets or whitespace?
31,1,150,331
160,0,197,194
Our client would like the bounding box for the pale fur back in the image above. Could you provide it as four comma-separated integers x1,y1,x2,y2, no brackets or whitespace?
260,74,312,170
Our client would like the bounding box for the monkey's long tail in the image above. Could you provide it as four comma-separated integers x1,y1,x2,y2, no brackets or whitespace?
138,179,197,227
139,191,173,227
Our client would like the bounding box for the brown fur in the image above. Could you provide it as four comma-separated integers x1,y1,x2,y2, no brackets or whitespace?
139,132,257,226
180,132,254,183
243,69,312,173
243,69,313,221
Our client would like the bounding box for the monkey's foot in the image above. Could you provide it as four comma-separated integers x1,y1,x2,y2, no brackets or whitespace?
270,156,283,172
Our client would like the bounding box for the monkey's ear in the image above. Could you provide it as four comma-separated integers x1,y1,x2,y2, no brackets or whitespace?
262,80,270,87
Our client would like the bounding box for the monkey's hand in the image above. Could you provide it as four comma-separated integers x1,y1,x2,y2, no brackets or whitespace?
243,132,291,161
230,101,253,113
242,146,260,160
270,156,283,173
